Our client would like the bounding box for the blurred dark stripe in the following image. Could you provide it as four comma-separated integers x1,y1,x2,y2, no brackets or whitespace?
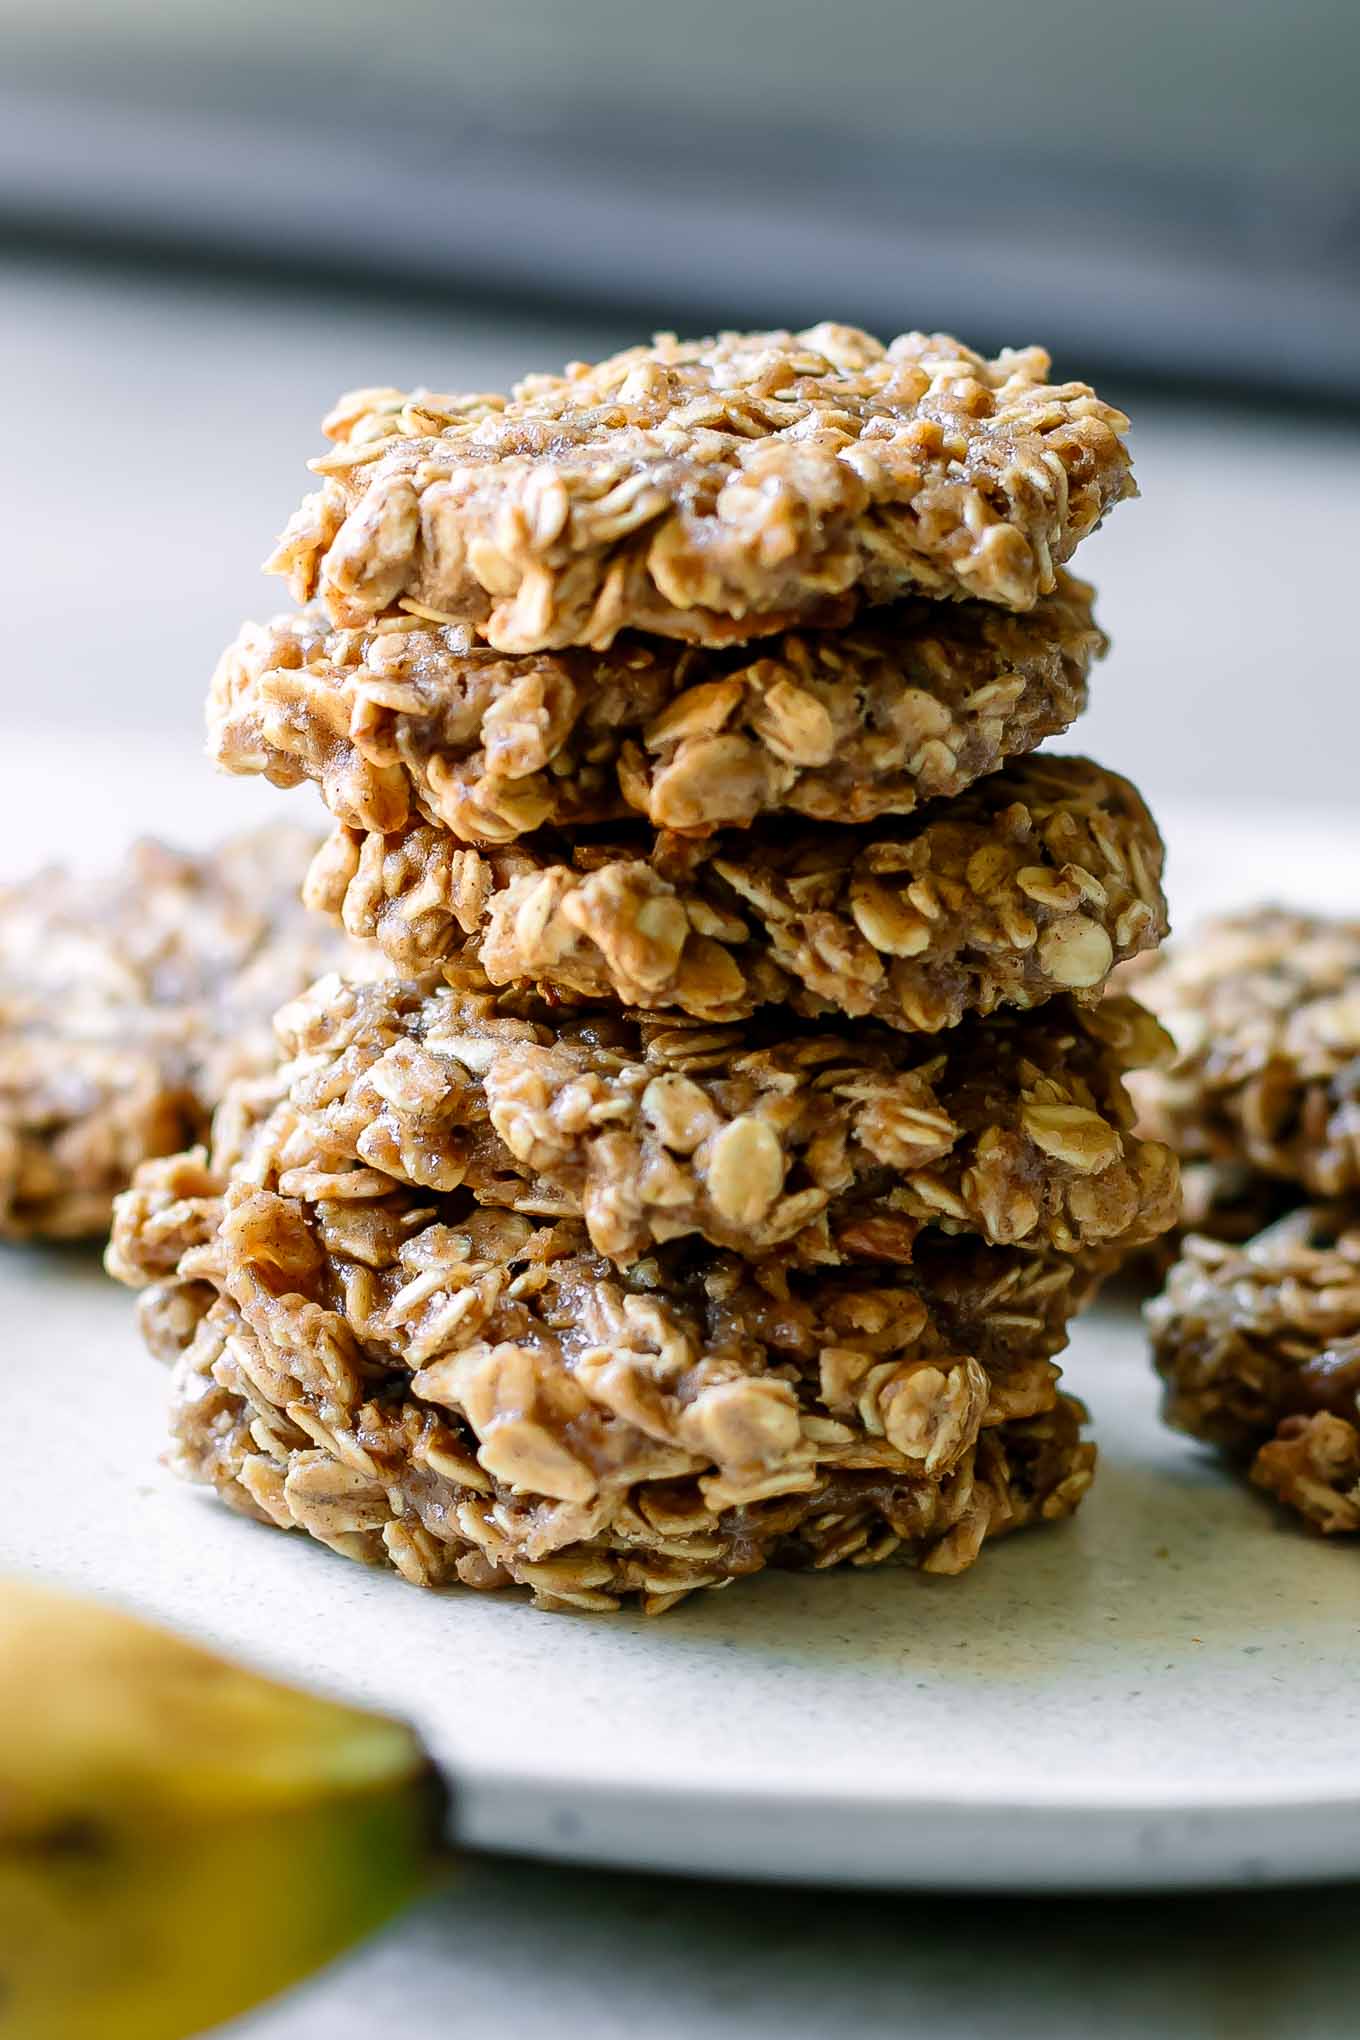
2,64,1356,401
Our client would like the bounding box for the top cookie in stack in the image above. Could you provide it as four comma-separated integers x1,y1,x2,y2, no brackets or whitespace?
267,324,1135,647
113,325,1176,1616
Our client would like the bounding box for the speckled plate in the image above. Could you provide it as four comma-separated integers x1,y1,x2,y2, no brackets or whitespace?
5,751,1359,1891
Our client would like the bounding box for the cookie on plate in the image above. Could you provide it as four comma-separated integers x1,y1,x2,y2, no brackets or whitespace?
109,1130,1097,1613
1147,1206,1360,1535
1126,909,1360,1198
196,970,1177,1266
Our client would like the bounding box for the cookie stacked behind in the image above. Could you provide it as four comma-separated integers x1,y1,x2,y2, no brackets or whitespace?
112,324,1179,1612
0,825,357,1241
1135,910,1360,1534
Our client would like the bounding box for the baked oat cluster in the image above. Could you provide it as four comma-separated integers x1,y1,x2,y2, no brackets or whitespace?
210,574,1103,842
109,1143,1098,1612
1128,910,1360,1202
1148,1210,1360,1535
0,826,356,1240
304,752,1165,1028
1135,910,1360,1536
216,973,1178,1266
267,326,1135,649
107,321,1177,1613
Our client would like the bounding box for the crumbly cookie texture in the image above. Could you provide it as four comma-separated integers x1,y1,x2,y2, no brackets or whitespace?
210,576,1102,844
1124,1161,1300,1288
1146,1207,1360,1534
306,752,1165,1032
1173,1162,1299,1251
1253,1414,1360,1537
266,325,1134,651
1124,909,1360,1197
216,971,1177,1266
0,826,359,1240
108,1133,1096,1613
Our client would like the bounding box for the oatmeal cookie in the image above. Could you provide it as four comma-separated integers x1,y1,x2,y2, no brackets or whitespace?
1122,1160,1300,1287
248,972,1177,1265
210,576,1101,843
1147,1206,1360,1534
109,1135,1096,1613
1125,910,1360,1197
267,325,1134,651
0,826,359,1240
307,753,1165,1032
1252,1413,1360,1537
1170,1161,1298,1253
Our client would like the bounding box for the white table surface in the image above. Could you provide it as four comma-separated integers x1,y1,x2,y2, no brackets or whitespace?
5,250,1359,2039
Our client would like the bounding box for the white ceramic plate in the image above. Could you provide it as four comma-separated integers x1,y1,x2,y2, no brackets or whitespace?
5,745,1359,1890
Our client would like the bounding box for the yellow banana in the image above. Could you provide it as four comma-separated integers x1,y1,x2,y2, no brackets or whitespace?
0,1576,447,2040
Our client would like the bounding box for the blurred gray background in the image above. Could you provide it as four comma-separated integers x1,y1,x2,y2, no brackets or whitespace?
6,248,1357,830
4,0,1359,394
3,7,1359,2035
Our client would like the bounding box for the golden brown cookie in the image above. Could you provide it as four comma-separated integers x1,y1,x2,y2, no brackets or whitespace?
244,972,1176,1266
109,1133,1096,1614
0,825,361,1241
267,325,1134,650
307,753,1166,1033
1119,1160,1300,1289
1147,1206,1360,1535
210,576,1102,843
1125,909,1360,1197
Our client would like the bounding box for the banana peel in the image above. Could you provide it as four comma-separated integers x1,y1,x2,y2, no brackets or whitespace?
0,1576,449,2039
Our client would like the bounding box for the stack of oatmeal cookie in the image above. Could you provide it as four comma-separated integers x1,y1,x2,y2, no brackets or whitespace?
110,325,1179,1613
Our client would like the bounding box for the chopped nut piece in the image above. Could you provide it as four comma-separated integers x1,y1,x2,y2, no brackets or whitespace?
307,754,1166,1031
267,326,1133,650
209,576,1102,841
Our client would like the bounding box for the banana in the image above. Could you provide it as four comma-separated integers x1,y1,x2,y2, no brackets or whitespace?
0,1576,448,2040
